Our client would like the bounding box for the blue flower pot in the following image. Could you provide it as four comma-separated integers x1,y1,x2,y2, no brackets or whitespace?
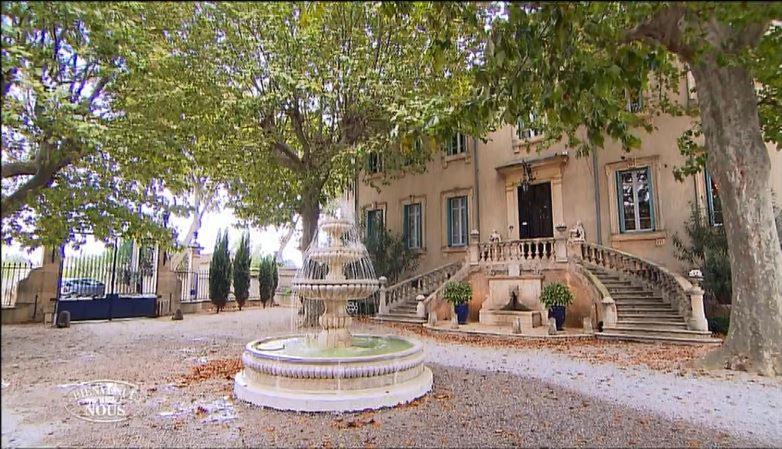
454,303,469,324
550,305,566,330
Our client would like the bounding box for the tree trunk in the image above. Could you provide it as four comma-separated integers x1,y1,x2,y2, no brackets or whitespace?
691,58,782,376
298,183,323,327
299,193,321,252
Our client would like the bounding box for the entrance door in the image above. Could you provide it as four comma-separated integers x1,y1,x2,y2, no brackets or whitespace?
518,182,553,239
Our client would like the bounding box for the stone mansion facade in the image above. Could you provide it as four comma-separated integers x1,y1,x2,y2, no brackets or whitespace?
354,75,781,338
355,95,781,277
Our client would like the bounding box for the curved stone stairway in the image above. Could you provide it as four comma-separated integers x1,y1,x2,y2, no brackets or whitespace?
587,266,719,344
373,295,427,324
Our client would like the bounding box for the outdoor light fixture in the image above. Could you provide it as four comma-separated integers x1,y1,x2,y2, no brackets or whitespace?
520,160,535,193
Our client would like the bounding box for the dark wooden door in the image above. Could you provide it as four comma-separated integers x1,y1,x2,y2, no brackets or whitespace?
518,182,553,239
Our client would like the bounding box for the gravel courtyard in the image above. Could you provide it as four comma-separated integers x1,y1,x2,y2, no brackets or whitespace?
2,307,780,448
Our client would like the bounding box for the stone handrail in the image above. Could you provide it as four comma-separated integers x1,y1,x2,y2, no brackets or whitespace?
421,261,470,319
378,262,462,315
476,238,557,264
574,263,617,328
579,242,708,331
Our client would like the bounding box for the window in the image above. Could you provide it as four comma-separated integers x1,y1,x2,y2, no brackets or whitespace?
445,133,467,156
705,171,723,226
403,203,423,249
447,196,468,247
366,209,384,239
367,152,383,174
516,113,542,140
627,88,644,113
616,167,655,232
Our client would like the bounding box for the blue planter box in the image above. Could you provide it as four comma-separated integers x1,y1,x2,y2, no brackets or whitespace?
454,303,469,324
550,305,566,330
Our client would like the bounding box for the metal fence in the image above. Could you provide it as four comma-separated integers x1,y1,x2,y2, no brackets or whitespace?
60,240,158,299
176,268,263,303
1,262,36,308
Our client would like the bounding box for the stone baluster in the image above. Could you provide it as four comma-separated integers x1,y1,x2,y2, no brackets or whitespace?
378,276,388,315
416,294,426,318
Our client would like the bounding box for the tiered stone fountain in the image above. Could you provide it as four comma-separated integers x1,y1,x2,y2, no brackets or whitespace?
234,215,432,412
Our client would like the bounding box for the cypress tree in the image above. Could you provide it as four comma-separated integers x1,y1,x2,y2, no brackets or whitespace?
209,230,231,313
233,232,251,310
258,255,274,308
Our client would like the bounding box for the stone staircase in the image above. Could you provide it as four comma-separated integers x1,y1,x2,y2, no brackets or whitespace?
372,295,428,324
373,262,463,325
587,266,718,344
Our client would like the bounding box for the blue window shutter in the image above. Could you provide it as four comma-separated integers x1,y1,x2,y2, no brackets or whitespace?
616,171,626,233
461,197,468,245
646,167,655,230
403,205,410,248
446,198,453,247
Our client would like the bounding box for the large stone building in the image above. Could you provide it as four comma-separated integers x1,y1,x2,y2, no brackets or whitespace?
356,73,781,342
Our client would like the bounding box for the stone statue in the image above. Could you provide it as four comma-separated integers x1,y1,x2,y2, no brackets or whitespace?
569,221,586,242
489,229,502,243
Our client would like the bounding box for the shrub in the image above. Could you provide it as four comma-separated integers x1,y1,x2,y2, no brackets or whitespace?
540,282,574,308
362,220,419,284
442,281,472,306
258,256,276,308
673,203,782,305
233,232,251,310
708,316,730,335
672,205,731,304
209,230,231,313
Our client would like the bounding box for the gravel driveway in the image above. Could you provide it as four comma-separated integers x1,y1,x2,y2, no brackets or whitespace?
1,307,779,447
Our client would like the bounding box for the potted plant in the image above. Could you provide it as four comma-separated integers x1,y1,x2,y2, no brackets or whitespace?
540,282,574,330
442,281,472,325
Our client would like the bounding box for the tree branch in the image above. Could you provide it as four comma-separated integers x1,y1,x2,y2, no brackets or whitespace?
625,5,695,61
1,160,39,179
0,144,72,219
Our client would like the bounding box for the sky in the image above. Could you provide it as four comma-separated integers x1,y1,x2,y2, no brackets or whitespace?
1,208,304,267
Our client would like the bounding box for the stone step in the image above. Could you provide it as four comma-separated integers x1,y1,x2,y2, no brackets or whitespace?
614,320,688,329
612,298,666,304
606,286,648,293
611,293,663,302
373,314,425,324
604,326,712,337
617,314,683,321
596,332,721,345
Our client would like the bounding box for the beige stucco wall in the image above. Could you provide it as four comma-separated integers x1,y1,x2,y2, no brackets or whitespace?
356,77,782,276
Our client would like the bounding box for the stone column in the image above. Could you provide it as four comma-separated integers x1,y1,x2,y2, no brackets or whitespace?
554,224,568,263
687,273,709,332
155,247,182,317
601,296,617,329
41,246,64,325
469,229,480,265
416,294,426,318
378,276,388,315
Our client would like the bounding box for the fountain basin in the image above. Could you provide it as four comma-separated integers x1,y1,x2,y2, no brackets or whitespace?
234,334,433,412
292,279,379,300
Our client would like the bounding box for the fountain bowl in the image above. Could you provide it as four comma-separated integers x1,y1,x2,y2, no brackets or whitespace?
234,333,433,412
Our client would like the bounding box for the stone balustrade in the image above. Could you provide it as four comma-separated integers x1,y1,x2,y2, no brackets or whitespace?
378,262,463,315
475,238,557,264
579,242,708,331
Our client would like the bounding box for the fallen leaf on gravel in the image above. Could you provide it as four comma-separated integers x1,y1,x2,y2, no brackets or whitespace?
175,358,242,386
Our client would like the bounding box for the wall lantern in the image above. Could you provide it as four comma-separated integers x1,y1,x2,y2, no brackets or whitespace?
520,160,535,193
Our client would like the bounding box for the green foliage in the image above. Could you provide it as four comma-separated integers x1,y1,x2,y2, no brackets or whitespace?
209,230,231,312
442,281,472,306
362,221,419,284
128,3,476,247
708,316,730,335
258,255,276,307
232,232,251,309
672,205,731,304
540,282,574,308
1,2,191,248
